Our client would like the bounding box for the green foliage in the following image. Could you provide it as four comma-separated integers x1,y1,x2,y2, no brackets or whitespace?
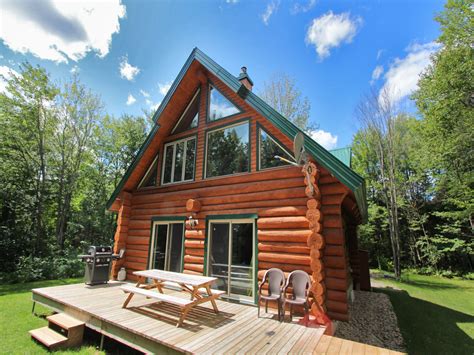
0,63,149,281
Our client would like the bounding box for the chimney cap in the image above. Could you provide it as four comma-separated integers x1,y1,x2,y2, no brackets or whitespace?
238,66,254,86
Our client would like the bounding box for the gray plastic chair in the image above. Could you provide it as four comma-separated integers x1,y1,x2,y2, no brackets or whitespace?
282,270,311,321
258,268,285,321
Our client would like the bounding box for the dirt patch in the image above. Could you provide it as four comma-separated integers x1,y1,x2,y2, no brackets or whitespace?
334,290,406,352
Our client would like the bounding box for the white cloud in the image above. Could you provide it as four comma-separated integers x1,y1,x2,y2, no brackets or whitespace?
308,129,338,150
376,49,384,60
140,89,150,98
0,0,125,63
158,81,172,96
119,56,140,81
306,11,362,60
380,42,439,104
126,94,136,106
261,1,280,26
370,65,384,84
226,0,239,3
0,65,19,93
146,99,161,111
70,65,80,74
291,0,316,14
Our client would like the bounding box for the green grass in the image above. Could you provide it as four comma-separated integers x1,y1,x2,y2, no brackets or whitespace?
0,278,103,354
372,271,474,355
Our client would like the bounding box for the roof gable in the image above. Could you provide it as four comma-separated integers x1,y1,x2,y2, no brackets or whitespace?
107,48,367,221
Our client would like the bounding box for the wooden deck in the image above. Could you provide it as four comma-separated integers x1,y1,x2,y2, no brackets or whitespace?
32,282,402,354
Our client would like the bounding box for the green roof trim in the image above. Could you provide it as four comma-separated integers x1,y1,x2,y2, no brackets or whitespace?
106,48,367,222
329,147,352,168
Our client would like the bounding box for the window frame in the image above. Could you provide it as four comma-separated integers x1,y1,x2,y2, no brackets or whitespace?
171,88,200,134
160,135,197,186
206,82,242,123
257,124,294,171
137,153,159,189
203,119,251,180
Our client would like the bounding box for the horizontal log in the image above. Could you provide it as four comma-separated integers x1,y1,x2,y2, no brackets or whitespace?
185,248,204,257
184,263,204,273
258,216,309,229
320,183,348,195
201,198,308,212
258,242,310,254
258,252,310,266
124,261,146,271
324,228,344,245
327,310,349,321
131,207,187,217
186,199,201,212
183,269,202,275
321,205,340,215
126,236,149,245
324,245,344,256
319,175,338,185
125,256,147,264
325,277,347,291
185,230,205,239
323,215,343,228
325,268,348,279
258,206,307,217
200,187,307,206
184,240,204,248
324,256,346,269
125,250,148,258
184,255,204,264
258,229,312,243
321,194,345,205
326,290,347,302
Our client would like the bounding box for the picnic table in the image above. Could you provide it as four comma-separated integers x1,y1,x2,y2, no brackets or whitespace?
121,269,225,327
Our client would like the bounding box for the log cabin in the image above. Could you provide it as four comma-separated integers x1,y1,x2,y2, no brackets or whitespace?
107,48,368,322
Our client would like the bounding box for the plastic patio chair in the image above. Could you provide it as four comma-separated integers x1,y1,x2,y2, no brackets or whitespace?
258,268,285,321
282,270,311,321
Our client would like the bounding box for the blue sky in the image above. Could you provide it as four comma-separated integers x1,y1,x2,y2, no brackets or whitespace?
0,0,444,149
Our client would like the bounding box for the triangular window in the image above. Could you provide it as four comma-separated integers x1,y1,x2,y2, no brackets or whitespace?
258,127,294,170
172,89,200,134
208,84,240,121
138,154,159,188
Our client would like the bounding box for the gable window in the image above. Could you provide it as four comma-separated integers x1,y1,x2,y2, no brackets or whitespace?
162,136,196,185
172,89,200,134
138,154,159,188
258,127,293,170
208,84,240,121
205,121,249,178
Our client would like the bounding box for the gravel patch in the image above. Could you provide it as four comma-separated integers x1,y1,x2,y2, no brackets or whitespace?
334,290,406,352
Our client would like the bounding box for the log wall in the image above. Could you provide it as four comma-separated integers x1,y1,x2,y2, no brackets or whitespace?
110,66,360,321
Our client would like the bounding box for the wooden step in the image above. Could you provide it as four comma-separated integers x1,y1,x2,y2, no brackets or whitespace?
29,327,67,349
47,313,84,330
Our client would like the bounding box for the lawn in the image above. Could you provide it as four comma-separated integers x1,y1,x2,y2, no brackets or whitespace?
373,271,474,355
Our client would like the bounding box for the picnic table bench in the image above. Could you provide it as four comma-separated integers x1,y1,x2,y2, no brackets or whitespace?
121,269,225,327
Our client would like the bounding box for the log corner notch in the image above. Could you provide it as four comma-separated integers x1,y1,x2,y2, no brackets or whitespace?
303,162,328,320
111,191,132,279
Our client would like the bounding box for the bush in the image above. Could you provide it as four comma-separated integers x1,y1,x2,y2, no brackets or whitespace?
0,253,83,284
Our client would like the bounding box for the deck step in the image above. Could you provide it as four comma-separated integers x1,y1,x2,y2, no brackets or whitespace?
47,313,84,330
29,327,67,349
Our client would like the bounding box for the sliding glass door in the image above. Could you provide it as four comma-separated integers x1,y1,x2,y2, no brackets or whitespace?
208,219,255,301
149,221,184,272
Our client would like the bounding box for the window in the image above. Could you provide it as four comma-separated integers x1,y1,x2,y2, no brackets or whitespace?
208,85,240,121
138,154,159,188
172,89,200,134
150,221,184,272
258,127,293,170
205,122,249,178
162,136,196,184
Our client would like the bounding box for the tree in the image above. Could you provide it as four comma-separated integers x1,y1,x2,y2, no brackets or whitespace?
260,73,312,130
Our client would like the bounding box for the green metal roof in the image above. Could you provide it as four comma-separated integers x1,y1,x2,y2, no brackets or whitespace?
107,48,367,222
329,147,352,168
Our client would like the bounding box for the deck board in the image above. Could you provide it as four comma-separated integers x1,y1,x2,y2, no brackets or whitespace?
31,282,403,354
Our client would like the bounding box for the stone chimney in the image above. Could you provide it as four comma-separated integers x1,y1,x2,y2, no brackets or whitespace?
238,66,254,91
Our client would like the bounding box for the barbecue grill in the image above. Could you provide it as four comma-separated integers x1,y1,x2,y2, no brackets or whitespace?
78,246,125,285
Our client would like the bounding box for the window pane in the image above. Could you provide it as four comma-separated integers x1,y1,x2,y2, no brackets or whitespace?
206,123,249,178
168,223,184,272
153,224,168,270
163,145,173,184
142,156,158,188
184,138,196,181
231,223,253,297
173,91,200,134
210,223,230,293
208,86,240,121
173,141,184,182
259,129,292,169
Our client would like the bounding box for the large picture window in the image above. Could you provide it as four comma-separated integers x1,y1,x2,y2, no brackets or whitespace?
205,121,250,178
162,136,196,185
208,85,240,121
258,127,293,170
